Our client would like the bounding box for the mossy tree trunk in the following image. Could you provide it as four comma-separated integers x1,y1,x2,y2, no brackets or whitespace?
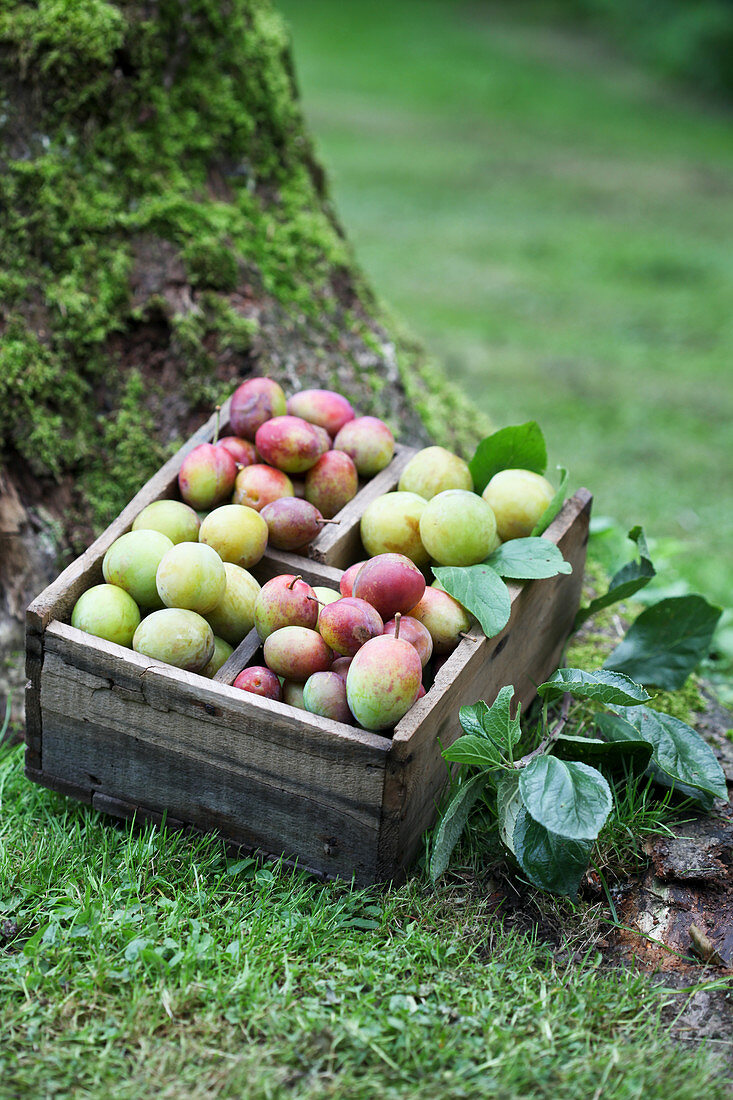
0,0,488,713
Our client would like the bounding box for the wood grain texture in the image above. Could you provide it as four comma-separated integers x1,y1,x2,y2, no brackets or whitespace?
307,444,416,568
376,489,592,881
38,623,391,883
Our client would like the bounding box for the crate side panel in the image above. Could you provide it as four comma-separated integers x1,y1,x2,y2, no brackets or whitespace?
377,489,592,880
38,649,385,883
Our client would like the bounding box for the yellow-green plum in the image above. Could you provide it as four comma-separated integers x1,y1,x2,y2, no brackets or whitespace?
132,499,201,545
132,608,214,672
255,415,323,473
419,490,497,566
232,463,293,511
287,388,356,437
230,377,287,440
360,491,429,565
201,636,234,677
71,584,140,647
408,587,472,654
102,530,173,610
156,541,226,614
199,504,268,568
205,563,261,645
282,680,306,710
346,630,421,731
312,586,340,625
339,560,367,597
398,446,473,499
352,553,426,619
333,416,394,477
260,497,325,551
233,665,282,700
482,469,555,541
254,575,318,640
382,615,433,668
305,450,359,518
303,671,352,724
178,442,237,511
263,626,333,681
318,597,383,657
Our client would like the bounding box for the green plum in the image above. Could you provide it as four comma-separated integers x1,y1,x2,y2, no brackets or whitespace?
303,671,352,724
419,490,497,566
201,636,234,677
132,608,214,672
71,584,140,647
132,499,201,545
199,504,268,568
205,562,261,645
156,541,226,614
312,586,341,625
408,587,472,654
360,491,429,565
482,469,555,541
398,446,473,499
102,529,173,610
282,680,306,710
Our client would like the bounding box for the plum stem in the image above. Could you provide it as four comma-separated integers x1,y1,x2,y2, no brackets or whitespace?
287,575,302,590
317,519,341,526
213,405,221,445
394,612,401,640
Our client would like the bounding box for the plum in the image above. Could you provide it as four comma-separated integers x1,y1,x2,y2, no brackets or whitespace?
132,608,214,672
233,665,282,701
103,529,173,610
199,503,268,568
330,655,353,680
132,499,201,545
360,491,429,565
304,451,359,518
318,597,383,657
312,424,332,456
408,587,472,654
255,415,323,473
303,672,352,724
71,583,140,647
382,615,433,668
230,377,287,440
178,442,236,511
352,553,426,619
282,680,306,710
312,586,341,625
398,446,473,499
482,469,555,541
419,490,497,566
205,562,261,645
156,541,226,614
201,636,234,678
254,574,318,640
232,463,294,511
339,559,367,597
346,627,422,731
216,436,257,466
263,626,333,681
333,416,394,477
260,497,327,551
287,388,356,437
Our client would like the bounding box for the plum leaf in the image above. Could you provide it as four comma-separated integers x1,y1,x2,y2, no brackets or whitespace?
574,526,655,629
469,422,547,494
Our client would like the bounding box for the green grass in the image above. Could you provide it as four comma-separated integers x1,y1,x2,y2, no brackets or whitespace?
1,740,730,1098
279,0,733,609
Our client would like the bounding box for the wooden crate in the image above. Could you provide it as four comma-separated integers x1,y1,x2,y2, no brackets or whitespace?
25,397,592,885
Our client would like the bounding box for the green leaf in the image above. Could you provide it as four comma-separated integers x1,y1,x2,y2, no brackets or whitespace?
433,564,511,639
519,756,613,840
469,422,547,494
485,537,572,580
443,734,502,768
537,667,651,707
496,772,523,855
551,732,652,774
608,706,728,802
459,686,521,751
531,467,569,536
430,772,493,882
603,595,722,690
574,526,655,629
513,809,593,897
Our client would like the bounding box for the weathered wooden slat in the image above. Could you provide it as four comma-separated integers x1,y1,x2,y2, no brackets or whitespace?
253,550,343,590
307,444,416,568
26,399,234,633
213,628,263,685
376,489,592,881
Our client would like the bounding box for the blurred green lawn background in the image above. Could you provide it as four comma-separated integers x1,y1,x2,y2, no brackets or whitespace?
280,0,733,611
